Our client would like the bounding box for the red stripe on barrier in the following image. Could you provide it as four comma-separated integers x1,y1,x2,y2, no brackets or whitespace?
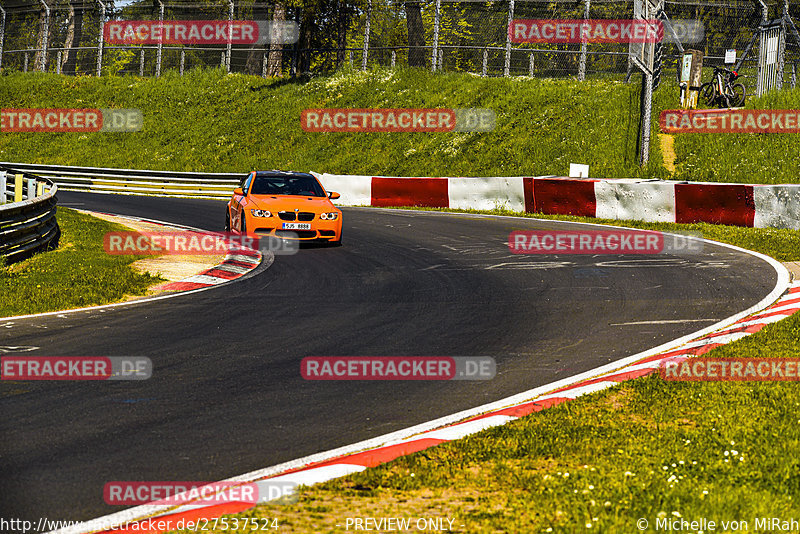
675,184,755,226
532,178,596,217
468,397,570,420
523,177,535,213
202,268,241,280
371,177,449,208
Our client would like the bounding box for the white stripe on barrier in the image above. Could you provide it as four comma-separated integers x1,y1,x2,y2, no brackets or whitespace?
316,173,373,207
753,185,800,230
448,177,526,212
595,181,676,223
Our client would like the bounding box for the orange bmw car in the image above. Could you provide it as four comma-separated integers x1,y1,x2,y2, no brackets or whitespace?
226,171,343,245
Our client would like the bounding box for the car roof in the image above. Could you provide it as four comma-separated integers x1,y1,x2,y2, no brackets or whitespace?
253,170,314,178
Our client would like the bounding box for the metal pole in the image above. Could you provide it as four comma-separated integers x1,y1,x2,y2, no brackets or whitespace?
391,50,396,68
578,0,590,81
139,48,145,76
38,0,50,72
639,71,653,166
155,0,164,77
96,0,106,76
504,0,515,76
0,6,6,72
432,0,441,71
226,0,234,72
482,48,487,76
529,51,534,76
362,0,371,71
24,52,29,72
56,50,62,73
180,49,185,74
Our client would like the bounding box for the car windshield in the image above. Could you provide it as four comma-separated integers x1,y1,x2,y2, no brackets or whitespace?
249,174,326,197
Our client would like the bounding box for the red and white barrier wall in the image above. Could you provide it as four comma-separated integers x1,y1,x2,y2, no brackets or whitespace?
315,173,800,230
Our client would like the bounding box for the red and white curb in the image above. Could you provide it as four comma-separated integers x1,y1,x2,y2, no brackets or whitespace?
84,211,262,292
51,236,796,534
1,213,264,323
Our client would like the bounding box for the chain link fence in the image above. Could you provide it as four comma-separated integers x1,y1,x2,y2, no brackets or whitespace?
0,0,797,92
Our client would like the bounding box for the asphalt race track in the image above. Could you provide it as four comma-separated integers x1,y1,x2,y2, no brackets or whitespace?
0,191,779,524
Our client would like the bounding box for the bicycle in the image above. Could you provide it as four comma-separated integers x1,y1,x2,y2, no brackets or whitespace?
700,66,746,109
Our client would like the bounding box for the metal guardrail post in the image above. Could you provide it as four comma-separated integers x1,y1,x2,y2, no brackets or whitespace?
0,171,6,204
96,0,106,76
14,174,23,202
27,178,36,200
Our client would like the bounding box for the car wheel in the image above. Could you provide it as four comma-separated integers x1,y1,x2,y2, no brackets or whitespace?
241,214,246,234
224,210,231,232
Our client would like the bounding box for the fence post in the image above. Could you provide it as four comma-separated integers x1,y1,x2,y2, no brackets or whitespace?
349,50,353,69
578,0,590,81
432,0,441,71
221,51,226,67
529,51,534,76
226,0,234,72
56,50,62,73
155,0,164,77
391,50,396,68
504,0,515,76
0,5,6,72
793,63,797,88
24,52,29,72
362,0,371,71
639,71,653,165
96,0,106,76
38,0,51,72
139,48,145,76
0,172,6,204
482,48,487,76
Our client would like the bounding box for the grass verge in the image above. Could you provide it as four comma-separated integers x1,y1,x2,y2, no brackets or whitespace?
169,209,800,534
0,208,163,317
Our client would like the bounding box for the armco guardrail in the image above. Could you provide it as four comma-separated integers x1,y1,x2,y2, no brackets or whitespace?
0,165,60,264
0,162,243,199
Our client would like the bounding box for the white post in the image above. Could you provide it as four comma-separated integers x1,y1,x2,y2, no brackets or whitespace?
362,0,371,71
0,172,6,204
38,0,51,72
578,0,590,81
226,0,234,72
0,6,6,72
96,0,106,76
432,0,441,71
504,0,515,76
155,0,164,77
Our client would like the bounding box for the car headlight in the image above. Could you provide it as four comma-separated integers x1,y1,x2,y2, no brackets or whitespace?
320,212,339,220
251,209,272,217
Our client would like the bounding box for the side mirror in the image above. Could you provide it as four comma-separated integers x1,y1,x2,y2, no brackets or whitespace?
328,191,341,200
234,187,244,196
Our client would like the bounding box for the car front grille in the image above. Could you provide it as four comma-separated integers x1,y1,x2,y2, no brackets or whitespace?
297,212,315,221
278,211,296,221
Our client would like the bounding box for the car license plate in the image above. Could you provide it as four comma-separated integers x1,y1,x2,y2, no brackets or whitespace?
282,223,311,230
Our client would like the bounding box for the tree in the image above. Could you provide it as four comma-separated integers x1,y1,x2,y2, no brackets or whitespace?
405,0,426,67
62,0,86,75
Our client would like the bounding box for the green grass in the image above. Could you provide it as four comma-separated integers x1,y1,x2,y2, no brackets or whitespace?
0,67,657,179
0,208,163,317
167,209,800,534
